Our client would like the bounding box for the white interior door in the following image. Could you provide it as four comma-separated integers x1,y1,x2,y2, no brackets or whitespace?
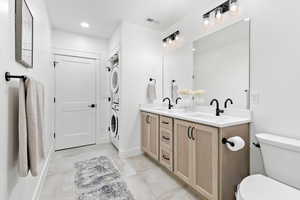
55,55,97,150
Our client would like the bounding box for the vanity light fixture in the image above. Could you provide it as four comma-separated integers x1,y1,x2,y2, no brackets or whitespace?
202,0,239,27
162,30,180,47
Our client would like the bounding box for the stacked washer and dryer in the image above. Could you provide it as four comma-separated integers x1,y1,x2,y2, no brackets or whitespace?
108,52,120,149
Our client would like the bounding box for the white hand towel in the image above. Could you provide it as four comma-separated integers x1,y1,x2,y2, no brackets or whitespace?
171,82,179,102
26,79,44,176
18,80,29,177
147,81,157,102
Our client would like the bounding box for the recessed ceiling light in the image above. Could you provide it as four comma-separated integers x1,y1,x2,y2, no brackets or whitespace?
80,22,90,28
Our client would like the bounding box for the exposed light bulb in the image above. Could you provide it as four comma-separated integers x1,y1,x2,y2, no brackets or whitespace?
203,14,210,26
204,18,210,26
230,0,239,14
175,35,179,41
163,42,167,47
168,39,173,44
230,4,238,12
215,8,223,20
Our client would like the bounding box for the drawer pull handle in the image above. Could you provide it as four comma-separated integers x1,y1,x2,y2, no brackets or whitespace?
162,155,170,161
191,127,195,140
162,121,169,125
162,136,170,141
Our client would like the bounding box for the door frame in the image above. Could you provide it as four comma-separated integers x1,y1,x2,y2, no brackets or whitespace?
52,48,105,149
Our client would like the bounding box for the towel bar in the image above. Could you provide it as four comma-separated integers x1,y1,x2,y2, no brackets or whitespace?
5,72,27,82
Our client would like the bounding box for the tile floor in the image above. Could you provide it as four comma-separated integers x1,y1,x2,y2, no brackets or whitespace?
39,144,202,200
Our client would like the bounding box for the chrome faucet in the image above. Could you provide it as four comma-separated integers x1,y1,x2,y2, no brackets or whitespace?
210,99,224,116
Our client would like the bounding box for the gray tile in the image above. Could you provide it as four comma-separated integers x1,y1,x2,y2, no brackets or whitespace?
39,144,203,200
125,174,156,200
125,154,159,173
139,167,186,198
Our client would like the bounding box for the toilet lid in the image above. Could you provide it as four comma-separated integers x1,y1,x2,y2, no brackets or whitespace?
238,175,300,200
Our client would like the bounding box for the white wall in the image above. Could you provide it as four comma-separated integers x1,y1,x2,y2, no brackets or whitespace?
52,29,107,56
109,22,163,156
162,0,300,174
0,0,54,199
52,30,110,144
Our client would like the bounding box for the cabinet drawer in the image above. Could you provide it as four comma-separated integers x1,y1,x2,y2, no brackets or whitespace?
160,116,173,130
160,128,172,148
160,147,173,171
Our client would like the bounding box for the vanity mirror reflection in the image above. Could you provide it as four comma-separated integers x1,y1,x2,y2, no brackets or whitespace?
163,20,250,109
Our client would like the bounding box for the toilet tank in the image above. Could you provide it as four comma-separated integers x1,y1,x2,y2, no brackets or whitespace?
256,133,300,190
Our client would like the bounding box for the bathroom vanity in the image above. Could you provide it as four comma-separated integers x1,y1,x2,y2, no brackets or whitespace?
140,108,250,200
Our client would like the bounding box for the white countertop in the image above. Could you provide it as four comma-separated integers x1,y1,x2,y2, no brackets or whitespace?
140,106,251,128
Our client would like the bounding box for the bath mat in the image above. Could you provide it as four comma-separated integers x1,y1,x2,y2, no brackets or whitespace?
75,156,134,200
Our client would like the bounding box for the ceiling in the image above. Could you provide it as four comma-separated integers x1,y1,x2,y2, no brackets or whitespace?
45,0,212,38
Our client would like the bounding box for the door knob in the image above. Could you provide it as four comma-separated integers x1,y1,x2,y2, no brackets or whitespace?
89,104,96,108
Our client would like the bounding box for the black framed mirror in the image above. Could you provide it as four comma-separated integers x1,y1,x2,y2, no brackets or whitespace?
15,0,34,68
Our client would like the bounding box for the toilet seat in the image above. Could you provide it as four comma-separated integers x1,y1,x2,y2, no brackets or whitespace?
237,175,300,200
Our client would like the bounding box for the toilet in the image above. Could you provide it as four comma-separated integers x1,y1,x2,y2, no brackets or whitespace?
237,133,300,200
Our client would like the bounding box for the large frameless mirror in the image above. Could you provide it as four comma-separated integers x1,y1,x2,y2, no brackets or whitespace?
163,19,250,109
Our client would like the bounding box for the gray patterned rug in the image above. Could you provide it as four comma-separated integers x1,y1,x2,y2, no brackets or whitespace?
74,156,135,200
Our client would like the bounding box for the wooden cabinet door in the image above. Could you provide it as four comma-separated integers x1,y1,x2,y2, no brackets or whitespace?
191,123,219,200
148,113,159,160
174,119,193,184
141,112,159,160
141,112,149,152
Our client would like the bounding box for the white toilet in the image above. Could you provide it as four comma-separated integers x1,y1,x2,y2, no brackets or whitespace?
237,133,300,200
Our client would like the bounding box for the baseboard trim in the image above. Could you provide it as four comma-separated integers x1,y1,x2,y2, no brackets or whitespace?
119,147,143,158
32,144,54,200
96,136,110,144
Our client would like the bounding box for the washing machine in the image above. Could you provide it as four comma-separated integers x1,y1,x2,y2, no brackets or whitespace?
110,103,119,149
109,52,120,149
110,53,120,104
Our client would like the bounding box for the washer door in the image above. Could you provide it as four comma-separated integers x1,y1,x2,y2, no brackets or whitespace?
110,111,118,138
110,67,119,94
